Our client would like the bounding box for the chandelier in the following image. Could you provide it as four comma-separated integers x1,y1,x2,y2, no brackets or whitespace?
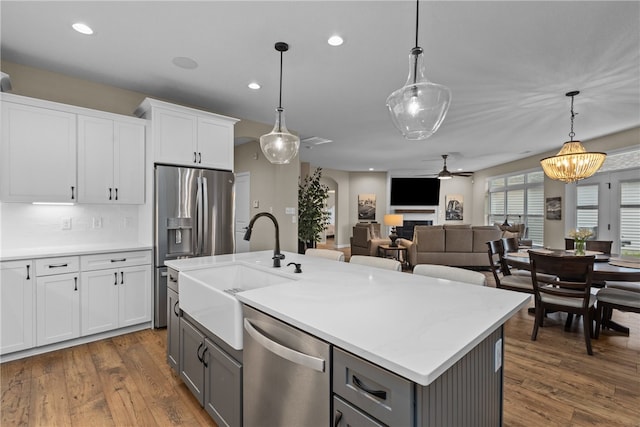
259,42,300,164
540,91,606,183
386,0,451,140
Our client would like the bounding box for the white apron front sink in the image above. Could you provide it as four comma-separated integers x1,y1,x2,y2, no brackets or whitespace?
179,262,295,350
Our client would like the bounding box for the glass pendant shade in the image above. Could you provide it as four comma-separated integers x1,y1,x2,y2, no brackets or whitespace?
540,141,606,183
259,107,300,164
387,47,451,140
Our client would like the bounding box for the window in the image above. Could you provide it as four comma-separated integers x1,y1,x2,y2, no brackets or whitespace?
488,170,544,246
620,180,640,255
576,185,598,232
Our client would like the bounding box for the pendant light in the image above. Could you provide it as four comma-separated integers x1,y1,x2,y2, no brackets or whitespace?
260,42,300,164
540,91,606,183
386,0,451,140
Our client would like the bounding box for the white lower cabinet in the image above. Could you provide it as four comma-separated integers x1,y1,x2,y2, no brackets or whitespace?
0,261,34,354
81,251,151,335
36,272,80,346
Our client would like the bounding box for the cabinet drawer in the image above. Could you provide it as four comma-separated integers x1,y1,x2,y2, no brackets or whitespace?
81,250,151,271
35,256,79,276
333,347,413,427
334,395,385,427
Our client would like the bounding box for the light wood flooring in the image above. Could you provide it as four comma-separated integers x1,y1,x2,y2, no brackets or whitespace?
2,258,639,426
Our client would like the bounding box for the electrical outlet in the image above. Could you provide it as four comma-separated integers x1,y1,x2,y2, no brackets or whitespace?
92,217,103,229
494,338,503,372
61,217,72,230
253,200,259,208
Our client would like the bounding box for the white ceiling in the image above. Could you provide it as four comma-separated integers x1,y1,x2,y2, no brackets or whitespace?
2,1,639,176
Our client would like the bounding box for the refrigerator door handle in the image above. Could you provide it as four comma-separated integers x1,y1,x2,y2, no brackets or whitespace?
202,176,209,255
195,176,202,256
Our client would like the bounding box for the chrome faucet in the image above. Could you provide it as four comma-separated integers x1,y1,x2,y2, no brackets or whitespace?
243,212,285,267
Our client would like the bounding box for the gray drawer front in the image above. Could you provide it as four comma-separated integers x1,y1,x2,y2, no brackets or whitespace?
333,347,413,427
333,396,385,427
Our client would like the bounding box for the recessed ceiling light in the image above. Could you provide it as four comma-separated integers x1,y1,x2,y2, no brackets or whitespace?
72,22,93,35
172,57,198,70
248,82,261,90
368,168,374,171
328,35,343,46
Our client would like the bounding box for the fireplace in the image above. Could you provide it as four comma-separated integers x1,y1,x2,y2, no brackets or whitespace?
396,220,433,240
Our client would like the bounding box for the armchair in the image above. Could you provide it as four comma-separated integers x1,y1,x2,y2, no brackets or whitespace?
349,223,391,257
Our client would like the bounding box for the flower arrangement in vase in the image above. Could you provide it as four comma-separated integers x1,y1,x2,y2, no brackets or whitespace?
568,228,593,255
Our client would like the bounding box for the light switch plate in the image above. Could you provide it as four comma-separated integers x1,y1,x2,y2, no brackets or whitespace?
494,338,503,372
285,207,296,214
61,217,72,230
253,200,259,208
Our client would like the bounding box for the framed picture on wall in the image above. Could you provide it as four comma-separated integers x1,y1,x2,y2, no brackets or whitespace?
445,194,464,221
546,197,561,220
358,193,376,220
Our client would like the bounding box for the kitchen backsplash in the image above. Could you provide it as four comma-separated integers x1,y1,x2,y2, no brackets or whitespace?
0,202,146,252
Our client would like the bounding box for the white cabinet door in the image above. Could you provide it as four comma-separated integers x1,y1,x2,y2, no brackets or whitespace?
78,115,114,203
197,116,233,170
119,265,151,327
154,108,197,166
80,269,119,335
1,102,76,202
78,116,145,204
0,261,34,354
36,273,80,346
114,121,145,204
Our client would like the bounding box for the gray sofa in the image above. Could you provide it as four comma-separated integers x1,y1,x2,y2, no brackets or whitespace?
400,224,502,268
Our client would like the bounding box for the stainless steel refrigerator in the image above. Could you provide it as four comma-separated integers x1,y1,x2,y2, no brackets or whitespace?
154,164,235,327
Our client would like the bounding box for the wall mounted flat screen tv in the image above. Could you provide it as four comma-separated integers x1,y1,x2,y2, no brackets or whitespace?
390,178,440,206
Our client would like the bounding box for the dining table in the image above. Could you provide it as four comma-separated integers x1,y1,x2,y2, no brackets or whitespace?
504,249,640,334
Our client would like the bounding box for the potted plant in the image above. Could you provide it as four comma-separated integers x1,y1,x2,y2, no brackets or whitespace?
298,167,331,253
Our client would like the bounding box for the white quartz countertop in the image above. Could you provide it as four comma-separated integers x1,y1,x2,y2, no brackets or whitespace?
166,251,529,386
0,243,152,261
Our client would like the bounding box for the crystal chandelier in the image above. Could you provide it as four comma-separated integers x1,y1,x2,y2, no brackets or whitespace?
260,42,300,164
540,91,606,183
386,0,451,140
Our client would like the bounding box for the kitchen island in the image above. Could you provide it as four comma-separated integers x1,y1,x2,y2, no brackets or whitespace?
166,250,529,426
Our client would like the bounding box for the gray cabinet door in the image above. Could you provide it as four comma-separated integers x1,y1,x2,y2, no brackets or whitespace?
179,317,205,405
204,338,242,427
167,288,180,371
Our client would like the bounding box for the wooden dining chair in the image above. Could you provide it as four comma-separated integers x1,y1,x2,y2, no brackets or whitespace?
595,285,640,338
565,238,613,254
529,252,598,355
486,240,534,293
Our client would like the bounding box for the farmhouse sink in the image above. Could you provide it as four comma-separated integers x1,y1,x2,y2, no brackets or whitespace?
179,262,296,350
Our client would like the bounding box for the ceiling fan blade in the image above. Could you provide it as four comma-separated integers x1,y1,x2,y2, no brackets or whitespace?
452,171,474,177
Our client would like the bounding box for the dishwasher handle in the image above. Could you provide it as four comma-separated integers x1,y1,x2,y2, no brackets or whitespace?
244,318,325,373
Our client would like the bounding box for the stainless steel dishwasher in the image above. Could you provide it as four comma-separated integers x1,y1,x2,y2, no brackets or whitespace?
242,305,330,427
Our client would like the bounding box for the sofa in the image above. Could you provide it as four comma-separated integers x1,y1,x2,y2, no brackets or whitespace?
350,223,391,257
400,224,502,268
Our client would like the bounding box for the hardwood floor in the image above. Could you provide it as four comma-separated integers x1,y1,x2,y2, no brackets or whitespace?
2,293,639,426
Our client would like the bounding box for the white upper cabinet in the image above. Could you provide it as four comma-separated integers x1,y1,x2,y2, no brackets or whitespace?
136,98,238,171
78,115,145,204
1,98,77,202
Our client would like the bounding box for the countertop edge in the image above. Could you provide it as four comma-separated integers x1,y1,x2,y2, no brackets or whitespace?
0,244,153,262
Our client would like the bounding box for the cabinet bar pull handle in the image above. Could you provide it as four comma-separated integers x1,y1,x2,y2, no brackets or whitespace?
26,264,30,280
71,186,75,200
48,263,68,268
115,188,118,200
196,342,204,363
198,152,202,163
193,152,197,163
352,375,387,400
173,300,180,317
169,274,177,282
74,277,78,291
114,272,118,285
111,258,126,263
109,188,112,200
202,346,208,367
333,410,343,427
120,271,124,284
244,318,325,372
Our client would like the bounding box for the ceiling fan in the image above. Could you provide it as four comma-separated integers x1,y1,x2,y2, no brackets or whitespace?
422,154,474,179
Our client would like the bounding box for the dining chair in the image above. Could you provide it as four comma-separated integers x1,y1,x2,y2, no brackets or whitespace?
413,264,487,286
349,255,402,271
594,287,640,338
486,240,534,293
565,238,613,254
528,252,598,355
304,248,345,262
